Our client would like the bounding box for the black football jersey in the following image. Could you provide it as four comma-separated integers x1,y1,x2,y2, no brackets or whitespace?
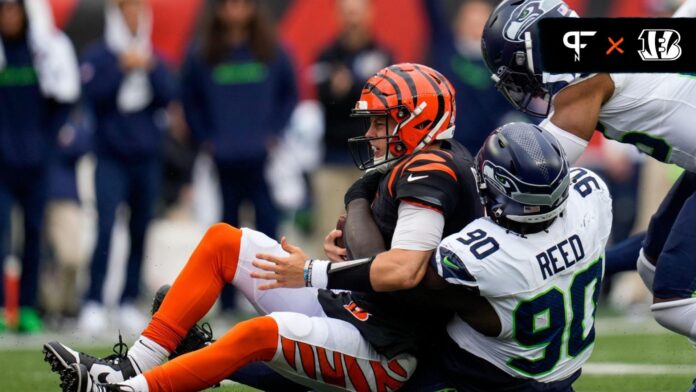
318,140,483,358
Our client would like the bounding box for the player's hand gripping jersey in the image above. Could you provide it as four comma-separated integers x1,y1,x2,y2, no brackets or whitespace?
434,167,612,382
319,139,481,358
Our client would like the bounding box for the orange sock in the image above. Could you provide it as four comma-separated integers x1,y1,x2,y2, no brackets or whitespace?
143,223,242,352
144,316,278,392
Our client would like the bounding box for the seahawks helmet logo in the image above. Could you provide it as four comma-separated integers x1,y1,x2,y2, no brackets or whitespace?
482,160,569,206
503,0,575,42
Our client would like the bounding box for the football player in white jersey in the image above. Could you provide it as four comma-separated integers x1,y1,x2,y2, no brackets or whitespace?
401,122,611,391
481,0,696,354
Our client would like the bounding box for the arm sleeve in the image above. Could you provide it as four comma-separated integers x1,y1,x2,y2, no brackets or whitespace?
391,202,444,251
344,199,387,259
539,118,589,164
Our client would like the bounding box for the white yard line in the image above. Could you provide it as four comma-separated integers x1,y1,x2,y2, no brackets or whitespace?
584,362,696,375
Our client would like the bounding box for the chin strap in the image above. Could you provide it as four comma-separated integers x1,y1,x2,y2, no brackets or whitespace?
524,31,535,74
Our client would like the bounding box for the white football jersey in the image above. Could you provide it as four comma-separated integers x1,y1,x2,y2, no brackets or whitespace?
599,73,696,172
433,168,612,383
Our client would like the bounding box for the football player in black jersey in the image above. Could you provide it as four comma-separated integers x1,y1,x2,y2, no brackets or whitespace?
46,64,482,392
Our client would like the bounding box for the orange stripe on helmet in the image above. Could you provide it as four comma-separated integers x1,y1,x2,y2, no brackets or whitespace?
388,65,418,107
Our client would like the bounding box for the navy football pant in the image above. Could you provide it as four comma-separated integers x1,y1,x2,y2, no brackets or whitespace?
86,156,160,304
0,166,48,308
216,158,279,312
645,172,696,298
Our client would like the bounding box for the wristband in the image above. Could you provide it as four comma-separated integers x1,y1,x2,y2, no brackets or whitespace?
303,259,313,287
327,257,375,293
310,260,331,289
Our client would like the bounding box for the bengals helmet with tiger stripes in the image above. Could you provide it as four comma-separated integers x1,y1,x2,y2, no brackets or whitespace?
348,63,456,170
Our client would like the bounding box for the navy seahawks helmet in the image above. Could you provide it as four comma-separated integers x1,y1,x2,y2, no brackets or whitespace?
481,0,577,117
475,123,570,230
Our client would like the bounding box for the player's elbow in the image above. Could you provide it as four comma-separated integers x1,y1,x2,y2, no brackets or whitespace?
399,272,423,290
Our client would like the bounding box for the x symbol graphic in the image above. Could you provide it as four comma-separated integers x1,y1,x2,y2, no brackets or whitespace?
607,37,624,55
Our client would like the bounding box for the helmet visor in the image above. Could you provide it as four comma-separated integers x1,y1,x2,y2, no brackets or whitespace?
348,109,407,170
495,68,551,118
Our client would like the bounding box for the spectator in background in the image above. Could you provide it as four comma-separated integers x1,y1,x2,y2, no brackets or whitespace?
311,0,392,244
0,0,79,333
41,111,91,321
78,0,176,335
181,0,297,315
423,0,527,153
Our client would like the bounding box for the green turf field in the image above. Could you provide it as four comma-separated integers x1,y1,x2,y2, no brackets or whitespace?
1,317,694,391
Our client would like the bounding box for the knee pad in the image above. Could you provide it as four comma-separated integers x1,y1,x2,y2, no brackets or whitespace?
637,248,656,293
651,298,696,341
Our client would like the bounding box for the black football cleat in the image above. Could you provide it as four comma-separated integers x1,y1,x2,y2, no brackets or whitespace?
44,337,137,384
59,363,135,392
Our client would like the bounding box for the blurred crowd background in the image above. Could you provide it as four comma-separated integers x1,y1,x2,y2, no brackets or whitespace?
0,0,685,338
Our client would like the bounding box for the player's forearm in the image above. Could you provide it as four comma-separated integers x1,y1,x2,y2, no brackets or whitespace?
369,249,432,291
306,249,431,293
344,199,387,258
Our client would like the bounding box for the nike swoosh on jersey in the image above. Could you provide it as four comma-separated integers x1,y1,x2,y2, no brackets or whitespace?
442,256,460,270
407,174,429,182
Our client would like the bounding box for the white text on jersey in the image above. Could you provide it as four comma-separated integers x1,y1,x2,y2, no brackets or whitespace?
536,234,585,280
